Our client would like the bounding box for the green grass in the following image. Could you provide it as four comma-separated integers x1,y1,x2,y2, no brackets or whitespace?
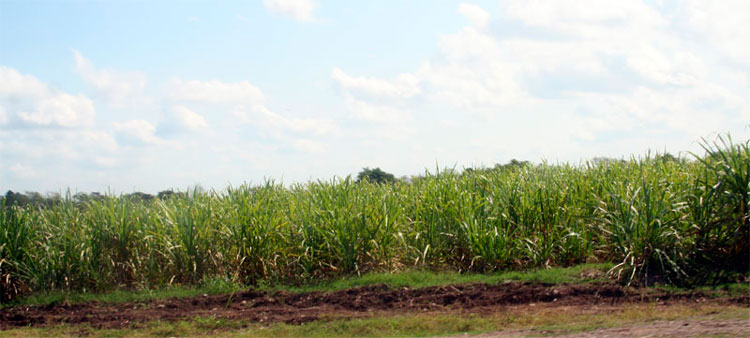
264,263,614,293
655,281,750,297
1,133,748,301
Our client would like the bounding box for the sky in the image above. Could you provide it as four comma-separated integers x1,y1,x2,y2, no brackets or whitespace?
1,0,749,194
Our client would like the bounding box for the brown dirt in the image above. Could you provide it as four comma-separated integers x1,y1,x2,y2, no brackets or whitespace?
451,319,750,338
550,319,750,338
1,282,747,330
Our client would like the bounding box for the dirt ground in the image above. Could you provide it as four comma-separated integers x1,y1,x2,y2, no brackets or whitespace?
448,319,750,338
1,282,748,332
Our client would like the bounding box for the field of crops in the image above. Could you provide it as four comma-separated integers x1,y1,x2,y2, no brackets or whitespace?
1,135,748,302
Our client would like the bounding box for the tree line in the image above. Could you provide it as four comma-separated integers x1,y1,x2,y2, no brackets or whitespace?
0,190,184,208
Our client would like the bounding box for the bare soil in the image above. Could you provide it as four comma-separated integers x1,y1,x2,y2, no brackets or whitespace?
455,319,750,338
1,282,748,330
550,319,750,338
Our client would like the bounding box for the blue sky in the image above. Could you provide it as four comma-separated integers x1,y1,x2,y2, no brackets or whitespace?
1,0,749,193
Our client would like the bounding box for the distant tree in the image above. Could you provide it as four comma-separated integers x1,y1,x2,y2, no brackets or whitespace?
655,152,680,164
494,159,530,171
356,167,396,184
126,192,154,202
46,192,62,207
591,157,623,166
2,190,63,208
157,190,175,200
70,192,105,206
25,192,45,206
398,175,413,183
4,191,30,207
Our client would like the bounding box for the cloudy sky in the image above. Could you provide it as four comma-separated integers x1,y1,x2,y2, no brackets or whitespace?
1,0,748,193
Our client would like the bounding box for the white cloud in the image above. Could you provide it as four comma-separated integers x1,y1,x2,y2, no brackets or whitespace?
625,48,703,86
264,0,316,22
8,163,38,180
4,0,749,194
416,59,526,111
568,86,736,142
327,0,748,168
17,94,96,128
114,119,167,146
0,66,97,128
292,138,325,153
0,129,120,187
503,0,666,38
343,95,410,124
2,130,117,158
683,1,750,67
80,131,119,153
458,3,490,30
168,78,265,105
172,105,209,132
236,105,336,136
0,105,7,125
166,77,336,157
0,66,48,100
93,156,119,168
333,26,526,117
332,68,420,100
73,50,149,108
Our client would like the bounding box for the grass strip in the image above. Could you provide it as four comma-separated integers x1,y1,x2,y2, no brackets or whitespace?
261,263,615,293
6,264,613,308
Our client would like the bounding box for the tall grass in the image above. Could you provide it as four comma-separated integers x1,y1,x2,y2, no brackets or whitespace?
1,134,747,301
690,135,750,280
0,203,35,301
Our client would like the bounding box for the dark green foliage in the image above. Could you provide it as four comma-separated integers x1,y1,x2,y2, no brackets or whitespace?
356,167,396,184
125,192,154,202
687,135,750,283
2,191,62,208
495,159,531,171
0,202,34,301
463,159,531,176
157,190,175,200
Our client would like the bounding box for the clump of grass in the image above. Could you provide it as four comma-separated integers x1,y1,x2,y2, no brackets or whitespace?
596,156,690,285
689,134,750,283
0,202,34,301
